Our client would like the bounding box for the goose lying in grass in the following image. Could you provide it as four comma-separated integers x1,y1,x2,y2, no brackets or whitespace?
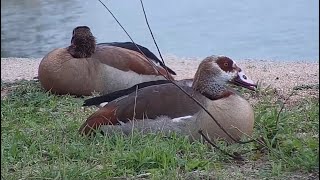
38,26,175,96
79,55,256,143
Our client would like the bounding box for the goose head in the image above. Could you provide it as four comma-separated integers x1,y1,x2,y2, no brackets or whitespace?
67,26,96,58
192,56,256,100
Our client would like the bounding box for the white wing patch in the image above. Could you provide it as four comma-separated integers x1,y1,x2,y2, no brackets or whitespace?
99,102,109,107
172,115,193,122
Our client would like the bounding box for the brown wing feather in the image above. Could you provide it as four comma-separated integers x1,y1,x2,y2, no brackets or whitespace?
92,45,173,79
79,104,119,135
79,83,204,136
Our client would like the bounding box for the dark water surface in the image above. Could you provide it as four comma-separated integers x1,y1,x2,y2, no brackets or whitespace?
1,0,319,61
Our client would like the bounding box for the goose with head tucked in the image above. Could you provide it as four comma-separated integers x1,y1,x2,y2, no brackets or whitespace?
38,26,175,96
79,55,257,143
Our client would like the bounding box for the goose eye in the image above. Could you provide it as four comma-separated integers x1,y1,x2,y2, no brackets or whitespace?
224,62,229,67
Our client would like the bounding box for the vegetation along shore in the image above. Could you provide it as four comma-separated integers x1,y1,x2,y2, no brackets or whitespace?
1,57,319,179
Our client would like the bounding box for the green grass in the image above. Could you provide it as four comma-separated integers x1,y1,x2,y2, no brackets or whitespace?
1,80,319,179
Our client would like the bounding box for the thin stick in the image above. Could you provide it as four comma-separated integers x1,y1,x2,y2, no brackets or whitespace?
97,0,245,143
137,0,252,143
198,130,244,161
130,85,139,145
275,91,295,127
97,0,168,78
139,0,170,78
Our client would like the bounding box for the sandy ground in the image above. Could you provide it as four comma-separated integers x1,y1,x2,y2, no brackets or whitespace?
1,56,319,102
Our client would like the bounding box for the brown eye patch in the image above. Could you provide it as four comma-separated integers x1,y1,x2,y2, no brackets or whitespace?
216,56,234,72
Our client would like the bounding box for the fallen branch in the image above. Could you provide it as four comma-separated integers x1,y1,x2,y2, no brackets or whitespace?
198,130,244,161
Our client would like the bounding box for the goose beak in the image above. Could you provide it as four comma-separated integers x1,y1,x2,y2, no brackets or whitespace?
231,71,257,90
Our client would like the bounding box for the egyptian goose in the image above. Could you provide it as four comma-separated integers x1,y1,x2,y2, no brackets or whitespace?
79,56,257,143
38,26,175,96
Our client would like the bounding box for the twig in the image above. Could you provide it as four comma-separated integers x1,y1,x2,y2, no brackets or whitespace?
97,0,169,78
97,1,294,164
139,0,170,78
130,85,139,144
275,91,295,127
198,130,244,161
97,0,253,144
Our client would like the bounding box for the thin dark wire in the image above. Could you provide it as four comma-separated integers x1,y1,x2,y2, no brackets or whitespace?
97,0,169,78
97,0,243,143
137,0,248,143
139,0,169,78
198,130,244,161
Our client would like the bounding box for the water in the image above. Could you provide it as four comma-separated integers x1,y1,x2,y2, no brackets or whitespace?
1,0,319,61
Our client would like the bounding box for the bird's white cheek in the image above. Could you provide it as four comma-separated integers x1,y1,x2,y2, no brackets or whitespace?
223,71,237,81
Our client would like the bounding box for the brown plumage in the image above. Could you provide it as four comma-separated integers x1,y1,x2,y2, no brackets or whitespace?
79,55,257,143
38,26,175,96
